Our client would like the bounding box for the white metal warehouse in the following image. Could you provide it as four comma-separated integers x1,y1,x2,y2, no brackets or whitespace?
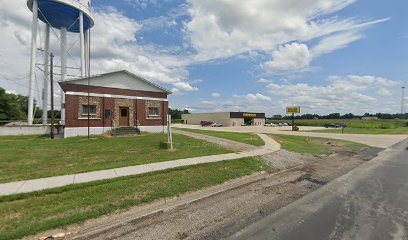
181,112,265,127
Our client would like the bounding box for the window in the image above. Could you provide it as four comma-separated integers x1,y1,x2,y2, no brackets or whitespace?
148,107,159,118
82,105,96,115
104,109,111,119
121,108,128,117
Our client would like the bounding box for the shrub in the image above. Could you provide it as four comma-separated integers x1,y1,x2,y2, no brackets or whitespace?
159,141,170,149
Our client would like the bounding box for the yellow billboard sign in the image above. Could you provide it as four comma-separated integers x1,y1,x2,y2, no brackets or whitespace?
243,113,257,117
286,106,301,114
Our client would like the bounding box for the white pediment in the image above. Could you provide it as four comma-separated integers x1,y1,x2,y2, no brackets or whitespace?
64,71,170,93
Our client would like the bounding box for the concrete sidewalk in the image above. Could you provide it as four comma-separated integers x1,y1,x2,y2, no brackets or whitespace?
0,134,280,197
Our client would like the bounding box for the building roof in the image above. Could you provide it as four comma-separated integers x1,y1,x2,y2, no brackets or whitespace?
59,70,171,94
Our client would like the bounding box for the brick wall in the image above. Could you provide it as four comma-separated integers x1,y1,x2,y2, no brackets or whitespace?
65,95,168,128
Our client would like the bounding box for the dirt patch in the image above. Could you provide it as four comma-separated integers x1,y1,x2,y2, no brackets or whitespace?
262,149,317,171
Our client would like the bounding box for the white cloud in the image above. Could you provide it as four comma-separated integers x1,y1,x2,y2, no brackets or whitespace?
265,75,399,114
172,81,198,92
311,31,363,57
257,78,274,84
263,31,368,74
185,0,386,64
263,42,312,73
211,92,221,97
377,88,391,96
234,93,272,102
126,0,158,10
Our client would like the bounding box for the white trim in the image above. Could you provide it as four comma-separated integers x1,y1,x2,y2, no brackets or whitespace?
64,127,110,138
60,70,171,94
64,126,167,138
139,126,167,133
65,91,168,102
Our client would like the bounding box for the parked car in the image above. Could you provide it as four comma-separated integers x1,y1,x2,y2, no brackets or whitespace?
211,123,223,127
336,123,348,128
282,123,289,126
264,123,277,127
200,121,213,127
323,123,337,128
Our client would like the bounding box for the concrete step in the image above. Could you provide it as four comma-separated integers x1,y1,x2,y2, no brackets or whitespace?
113,127,141,136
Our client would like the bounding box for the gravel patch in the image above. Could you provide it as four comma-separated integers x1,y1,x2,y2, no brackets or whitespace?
262,149,318,171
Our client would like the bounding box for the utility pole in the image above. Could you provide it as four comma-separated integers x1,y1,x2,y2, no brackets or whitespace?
402,87,406,115
50,52,55,139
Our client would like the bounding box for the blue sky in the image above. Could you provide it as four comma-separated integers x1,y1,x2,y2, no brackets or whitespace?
0,0,407,116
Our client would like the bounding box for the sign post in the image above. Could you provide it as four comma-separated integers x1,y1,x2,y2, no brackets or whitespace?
167,114,173,150
286,106,301,131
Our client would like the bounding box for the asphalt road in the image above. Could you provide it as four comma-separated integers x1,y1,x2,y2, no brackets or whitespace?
230,138,408,240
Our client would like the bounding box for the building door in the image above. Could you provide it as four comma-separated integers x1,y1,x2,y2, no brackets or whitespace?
119,107,129,126
244,117,254,126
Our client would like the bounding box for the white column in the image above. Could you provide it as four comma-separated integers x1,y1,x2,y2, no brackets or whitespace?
60,27,67,124
84,29,89,76
42,24,50,125
28,0,38,125
79,12,86,77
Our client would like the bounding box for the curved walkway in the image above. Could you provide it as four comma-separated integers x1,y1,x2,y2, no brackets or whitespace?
173,129,257,151
0,134,280,197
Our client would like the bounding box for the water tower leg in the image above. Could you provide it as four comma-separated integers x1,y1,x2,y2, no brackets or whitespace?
60,27,67,124
84,29,89,76
28,0,38,125
42,24,50,125
79,12,86,77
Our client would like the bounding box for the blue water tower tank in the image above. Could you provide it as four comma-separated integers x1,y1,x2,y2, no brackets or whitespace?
27,0,94,32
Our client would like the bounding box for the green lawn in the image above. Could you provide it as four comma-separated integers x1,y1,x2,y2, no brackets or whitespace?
174,128,265,146
269,135,367,155
0,157,268,240
0,134,231,183
269,119,408,135
311,127,408,135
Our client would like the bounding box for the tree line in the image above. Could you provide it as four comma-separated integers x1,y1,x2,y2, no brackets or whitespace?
270,112,408,120
169,108,190,119
0,87,60,122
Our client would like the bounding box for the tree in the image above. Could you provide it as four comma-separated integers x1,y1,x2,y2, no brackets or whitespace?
169,108,190,119
0,87,25,120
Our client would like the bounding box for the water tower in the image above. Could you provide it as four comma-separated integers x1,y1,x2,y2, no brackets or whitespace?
26,0,95,125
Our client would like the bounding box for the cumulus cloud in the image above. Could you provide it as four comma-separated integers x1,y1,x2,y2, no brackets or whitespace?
263,30,372,74
263,43,312,73
264,75,399,114
185,0,386,64
234,93,272,102
211,92,221,97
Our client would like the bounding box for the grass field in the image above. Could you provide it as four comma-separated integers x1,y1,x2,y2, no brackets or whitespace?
270,135,367,155
0,134,231,183
268,119,408,134
173,128,265,146
312,127,408,135
0,157,268,240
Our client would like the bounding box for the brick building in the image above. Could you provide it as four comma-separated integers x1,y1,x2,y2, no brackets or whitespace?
59,70,171,138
